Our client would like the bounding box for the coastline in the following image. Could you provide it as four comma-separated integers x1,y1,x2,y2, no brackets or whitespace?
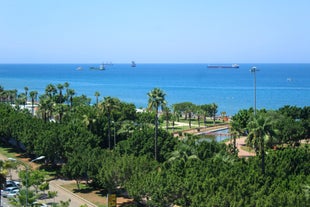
1,63,309,116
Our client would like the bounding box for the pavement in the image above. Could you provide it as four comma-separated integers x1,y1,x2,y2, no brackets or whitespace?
0,153,97,207
47,179,97,207
225,136,255,158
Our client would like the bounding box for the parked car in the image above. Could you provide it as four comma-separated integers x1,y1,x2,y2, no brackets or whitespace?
6,189,19,198
6,180,21,188
2,187,19,197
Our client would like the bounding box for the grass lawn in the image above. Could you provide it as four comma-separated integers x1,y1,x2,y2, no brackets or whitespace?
0,142,57,179
61,183,107,207
0,142,22,159
61,182,134,207
160,118,226,134
240,145,256,153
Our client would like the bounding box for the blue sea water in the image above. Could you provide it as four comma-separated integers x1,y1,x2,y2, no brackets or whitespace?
0,63,309,115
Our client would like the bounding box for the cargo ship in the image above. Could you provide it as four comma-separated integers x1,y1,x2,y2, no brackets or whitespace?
207,64,239,69
90,63,105,70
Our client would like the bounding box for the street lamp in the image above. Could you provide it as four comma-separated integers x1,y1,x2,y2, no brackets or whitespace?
8,156,45,207
250,66,259,116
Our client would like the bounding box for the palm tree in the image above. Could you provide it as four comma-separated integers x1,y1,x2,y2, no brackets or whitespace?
221,111,227,122
45,83,57,98
17,93,27,109
230,118,244,155
147,88,167,161
54,103,65,123
185,103,194,128
195,105,204,128
0,87,6,103
63,82,70,105
38,94,53,122
94,91,100,106
172,104,181,122
247,113,276,174
24,86,29,107
67,89,75,109
200,104,210,126
162,105,170,131
57,83,64,103
8,89,17,104
168,138,199,164
29,91,38,116
210,103,218,125
99,97,120,149
229,127,240,155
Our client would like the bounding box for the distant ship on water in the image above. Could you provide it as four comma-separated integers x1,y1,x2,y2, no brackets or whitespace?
131,61,136,67
90,63,105,70
207,64,239,69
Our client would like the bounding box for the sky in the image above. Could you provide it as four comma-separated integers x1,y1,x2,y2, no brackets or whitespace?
0,0,309,64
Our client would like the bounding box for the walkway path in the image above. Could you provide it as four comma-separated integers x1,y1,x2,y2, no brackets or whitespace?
225,136,255,158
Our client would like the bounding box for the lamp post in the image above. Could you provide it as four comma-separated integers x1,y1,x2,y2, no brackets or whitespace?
8,156,45,207
250,66,259,116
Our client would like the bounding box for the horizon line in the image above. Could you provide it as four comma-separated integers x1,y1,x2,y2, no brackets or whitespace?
1,62,310,64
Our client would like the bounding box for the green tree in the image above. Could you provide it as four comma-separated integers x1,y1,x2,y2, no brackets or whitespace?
45,83,57,99
99,96,120,149
67,89,75,109
247,113,276,174
195,105,204,128
210,103,218,125
61,148,92,190
29,90,38,116
94,91,100,106
38,94,54,122
34,123,64,165
161,104,171,131
0,160,10,205
24,86,29,108
9,188,37,207
19,169,48,193
56,83,64,103
167,138,199,164
231,108,253,135
147,88,167,161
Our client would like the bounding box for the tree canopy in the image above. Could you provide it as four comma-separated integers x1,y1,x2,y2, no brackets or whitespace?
0,84,309,207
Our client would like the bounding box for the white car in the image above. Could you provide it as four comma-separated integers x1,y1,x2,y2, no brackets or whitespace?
2,187,19,197
6,180,21,188
6,189,19,198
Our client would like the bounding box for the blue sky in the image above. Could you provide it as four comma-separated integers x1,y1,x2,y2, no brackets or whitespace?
1,0,309,63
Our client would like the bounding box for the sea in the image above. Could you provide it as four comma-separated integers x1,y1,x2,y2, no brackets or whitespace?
0,63,309,116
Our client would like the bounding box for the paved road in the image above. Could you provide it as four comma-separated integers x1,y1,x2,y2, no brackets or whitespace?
0,154,96,207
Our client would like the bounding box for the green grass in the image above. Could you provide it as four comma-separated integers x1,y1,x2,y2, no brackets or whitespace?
159,117,227,134
0,142,22,159
0,142,58,179
241,145,255,153
61,182,108,207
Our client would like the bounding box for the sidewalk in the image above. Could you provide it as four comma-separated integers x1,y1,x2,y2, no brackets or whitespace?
225,136,255,158
47,179,97,207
